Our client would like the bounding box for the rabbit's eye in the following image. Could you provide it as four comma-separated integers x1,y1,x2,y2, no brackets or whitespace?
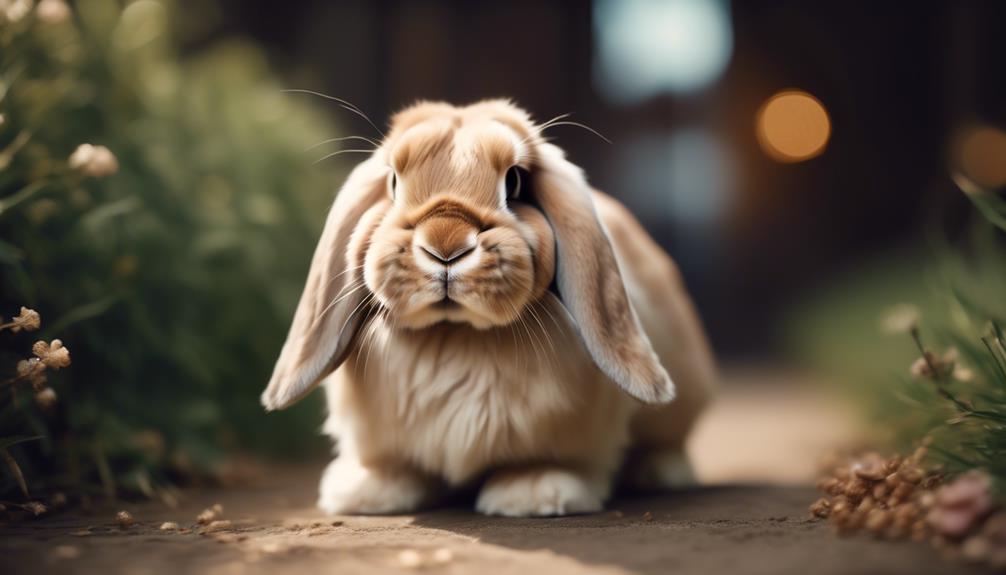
505,166,522,200
388,171,398,199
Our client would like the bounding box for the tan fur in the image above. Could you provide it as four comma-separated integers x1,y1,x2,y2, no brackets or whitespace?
261,100,716,516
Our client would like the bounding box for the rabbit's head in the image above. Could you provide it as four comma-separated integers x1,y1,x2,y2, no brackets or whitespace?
261,100,674,410
364,101,554,330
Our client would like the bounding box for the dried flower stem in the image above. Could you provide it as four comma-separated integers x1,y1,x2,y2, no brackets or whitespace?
2,448,29,498
980,327,1006,384
909,328,1006,423
0,180,48,216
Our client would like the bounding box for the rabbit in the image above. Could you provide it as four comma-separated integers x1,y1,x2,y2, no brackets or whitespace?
261,99,716,517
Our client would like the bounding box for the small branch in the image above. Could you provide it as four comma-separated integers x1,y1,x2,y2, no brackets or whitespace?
0,180,48,216
908,327,1006,422
1,448,29,498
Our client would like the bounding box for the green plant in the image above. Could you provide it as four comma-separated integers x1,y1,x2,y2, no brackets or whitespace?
1,0,344,502
789,178,1006,497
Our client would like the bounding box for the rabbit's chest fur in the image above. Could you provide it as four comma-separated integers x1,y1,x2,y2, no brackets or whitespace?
324,299,634,485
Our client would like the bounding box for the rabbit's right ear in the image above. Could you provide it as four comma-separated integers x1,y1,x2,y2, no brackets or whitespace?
261,158,388,411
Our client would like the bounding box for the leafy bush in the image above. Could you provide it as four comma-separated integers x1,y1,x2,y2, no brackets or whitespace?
0,0,343,501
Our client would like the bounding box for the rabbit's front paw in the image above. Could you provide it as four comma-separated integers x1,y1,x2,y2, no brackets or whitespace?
475,467,607,517
318,457,435,515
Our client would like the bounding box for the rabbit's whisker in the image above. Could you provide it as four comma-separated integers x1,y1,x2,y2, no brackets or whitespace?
304,135,381,152
282,89,386,138
539,121,611,145
314,149,377,165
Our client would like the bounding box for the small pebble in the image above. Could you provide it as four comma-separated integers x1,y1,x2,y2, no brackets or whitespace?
432,548,454,563
397,549,423,569
53,545,81,560
200,520,233,533
115,511,134,528
159,522,180,531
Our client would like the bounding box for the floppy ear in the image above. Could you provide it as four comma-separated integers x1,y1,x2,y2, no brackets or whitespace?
261,157,388,411
533,144,675,404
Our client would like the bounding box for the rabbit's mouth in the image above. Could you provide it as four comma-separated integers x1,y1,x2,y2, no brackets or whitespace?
432,297,461,310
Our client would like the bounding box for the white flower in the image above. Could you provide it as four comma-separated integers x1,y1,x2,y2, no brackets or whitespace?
34,388,57,409
953,364,975,382
36,0,69,24
8,306,41,332
2,0,32,22
68,144,119,178
32,339,71,370
879,303,920,335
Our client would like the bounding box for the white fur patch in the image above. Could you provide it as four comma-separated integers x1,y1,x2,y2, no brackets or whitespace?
475,468,605,517
318,456,433,515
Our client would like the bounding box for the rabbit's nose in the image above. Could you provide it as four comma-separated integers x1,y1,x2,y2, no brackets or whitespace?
418,243,475,265
416,230,478,265
414,204,480,267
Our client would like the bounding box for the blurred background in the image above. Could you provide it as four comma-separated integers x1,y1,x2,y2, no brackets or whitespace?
2,0,1005,501
204,0,1006,358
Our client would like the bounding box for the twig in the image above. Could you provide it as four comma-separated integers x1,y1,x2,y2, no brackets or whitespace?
1,448,29,498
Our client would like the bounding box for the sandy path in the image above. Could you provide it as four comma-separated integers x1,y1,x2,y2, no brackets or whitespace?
0,373,992,574
1,471,987,575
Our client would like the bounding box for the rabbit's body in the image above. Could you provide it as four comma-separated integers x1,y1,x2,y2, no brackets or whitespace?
262,100,715,516
318,191,714,516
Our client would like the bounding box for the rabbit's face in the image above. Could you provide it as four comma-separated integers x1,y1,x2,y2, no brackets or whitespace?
363,107,555,330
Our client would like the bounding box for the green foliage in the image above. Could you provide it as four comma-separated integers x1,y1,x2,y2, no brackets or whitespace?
788,188,1006,496
0,0,344,499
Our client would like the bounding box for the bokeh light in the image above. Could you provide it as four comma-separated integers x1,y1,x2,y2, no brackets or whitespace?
954,125,1006,190
756,90,831,163
593,0,733,102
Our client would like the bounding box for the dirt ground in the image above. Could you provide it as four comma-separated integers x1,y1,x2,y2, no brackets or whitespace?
0,373,994,575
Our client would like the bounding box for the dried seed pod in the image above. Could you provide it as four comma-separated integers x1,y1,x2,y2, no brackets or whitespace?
883,455,904,475
911,519,929,542
816,477,839,493
852,453,887,481
857,496,876,514
889,482,915,505
827,480,847,497
809,498,831,518
884,473,901,489
844,478,870,502
898,466,924,484
847,509,868,530
893,503,918,526
865,508,892,535
872,483,890,500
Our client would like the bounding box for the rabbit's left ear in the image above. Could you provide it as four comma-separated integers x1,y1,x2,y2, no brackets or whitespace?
532,144,675,404
261,157,387,411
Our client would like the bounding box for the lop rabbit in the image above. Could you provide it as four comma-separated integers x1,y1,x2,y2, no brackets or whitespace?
262,100,716,516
